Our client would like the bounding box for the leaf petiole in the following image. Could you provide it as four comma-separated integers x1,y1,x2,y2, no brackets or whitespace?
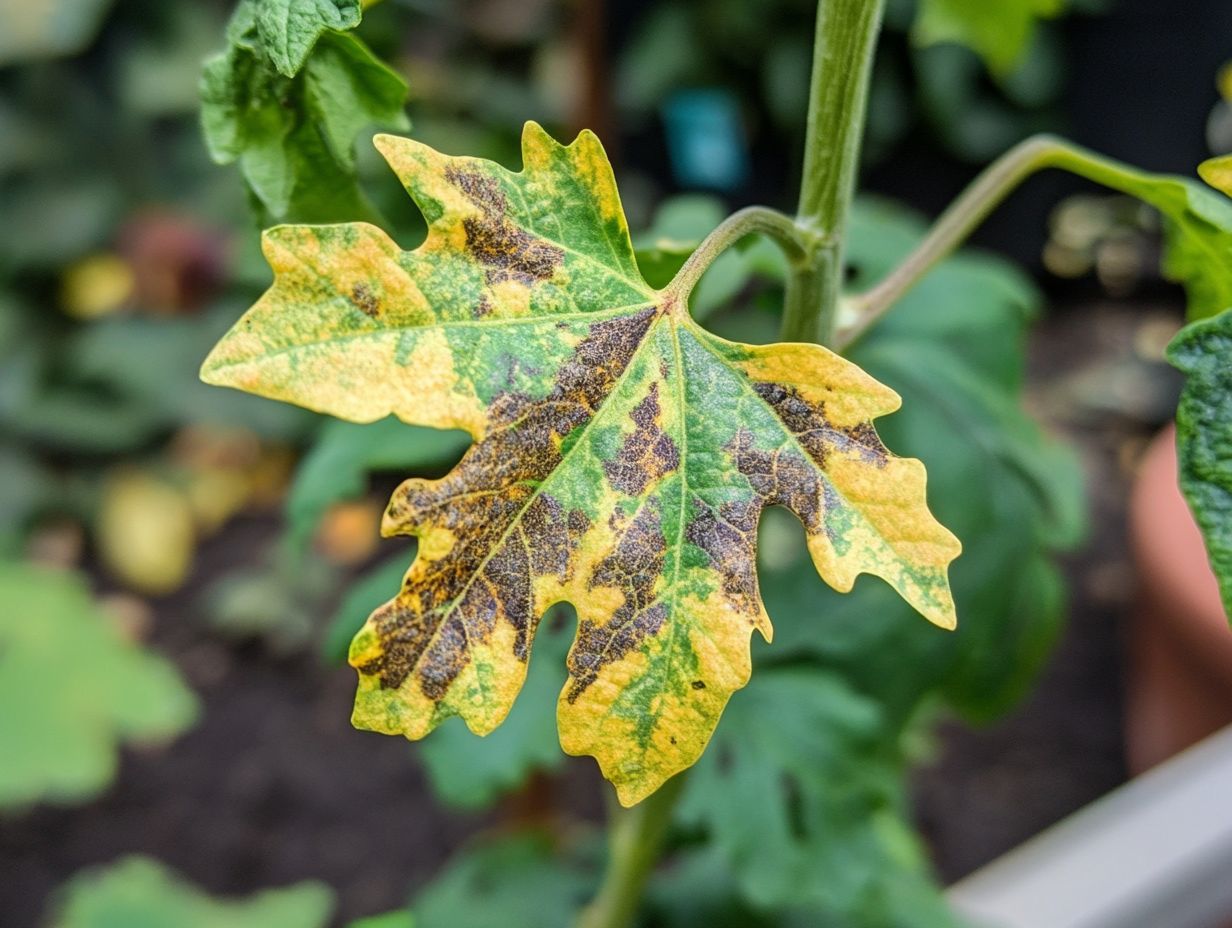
665,205,811,303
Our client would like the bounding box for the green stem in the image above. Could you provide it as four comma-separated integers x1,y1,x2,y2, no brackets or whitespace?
574,774,688,928
666,205,807,302
783,0,886,345
836,133,1176,349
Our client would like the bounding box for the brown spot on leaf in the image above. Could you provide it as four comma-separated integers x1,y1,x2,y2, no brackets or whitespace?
350,282,380,317
752,382,889,469
567,500,668,701
603,382,680,495
445,166,564,286
359,309,656,699
685,497,761,614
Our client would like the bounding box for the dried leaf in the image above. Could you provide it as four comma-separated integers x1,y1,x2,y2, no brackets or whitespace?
202,123,960,804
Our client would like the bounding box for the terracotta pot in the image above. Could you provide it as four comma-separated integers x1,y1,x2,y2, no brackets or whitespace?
1126,424,1232,775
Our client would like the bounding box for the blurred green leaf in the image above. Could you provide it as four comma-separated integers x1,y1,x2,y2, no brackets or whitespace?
3,307,313,454
1051,156,1232,323
0,0,114,65
0,563,199,808
288,417,469,550
201,4,408,223
914,0,1064,77
47,855,333,928
207,548,339,654
347,912,415,928
677,668,960,925
1167,308,1232,619
419,610,571,809
0,444,55,555
413,834,594,928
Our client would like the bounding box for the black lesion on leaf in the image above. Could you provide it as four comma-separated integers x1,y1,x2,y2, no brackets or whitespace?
444,166,564,286
567,500,669,702
691,680,706,690
603,382,680,495
356,309,657,699
752,382,889,469
684,496,761,616
725,428,824,533
350,282,381,317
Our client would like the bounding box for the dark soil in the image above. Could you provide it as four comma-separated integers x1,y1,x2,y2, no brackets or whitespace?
0,299,1184,926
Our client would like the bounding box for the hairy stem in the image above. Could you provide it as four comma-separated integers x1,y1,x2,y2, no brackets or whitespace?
574,774,687,928
666,205,808,302
837,133,1176,349
783,0,886,345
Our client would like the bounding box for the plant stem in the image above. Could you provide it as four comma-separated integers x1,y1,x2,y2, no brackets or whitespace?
783,0,886,345
667,206,807,301
836,133,1176,349
574,774,687,928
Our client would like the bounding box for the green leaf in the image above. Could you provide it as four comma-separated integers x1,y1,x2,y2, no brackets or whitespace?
289,416,469,550
253,0,362,77
914,0,1064,77
0,0,114,65
200,10,407,223
47,855,333,928
677,667,960,924
413,834,594,928
1167,308,1232,619
0,563,199,808
201,124,961,805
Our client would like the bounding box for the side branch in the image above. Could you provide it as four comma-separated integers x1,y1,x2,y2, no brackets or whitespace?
837,134,1187,350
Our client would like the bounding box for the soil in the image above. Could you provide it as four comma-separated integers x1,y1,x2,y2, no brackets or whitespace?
0,298,1185,926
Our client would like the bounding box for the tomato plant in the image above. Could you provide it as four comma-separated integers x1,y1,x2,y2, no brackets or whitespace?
3,0,1230,926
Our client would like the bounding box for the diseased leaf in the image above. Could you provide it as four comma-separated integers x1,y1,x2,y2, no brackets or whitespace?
201,123,960,805
914,0,1064,77
47,855,333,928
0,564,199,808
1167,308,1232,619
253,0,362,77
